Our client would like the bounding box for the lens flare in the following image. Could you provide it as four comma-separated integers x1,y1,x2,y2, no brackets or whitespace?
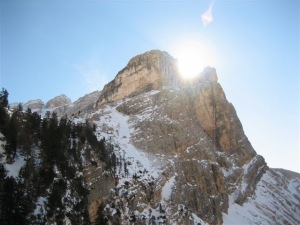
201,3,213,27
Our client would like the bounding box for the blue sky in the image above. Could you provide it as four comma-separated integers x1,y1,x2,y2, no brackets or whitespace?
0,0,299,172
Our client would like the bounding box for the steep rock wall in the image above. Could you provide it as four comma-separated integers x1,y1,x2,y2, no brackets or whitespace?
87,50,269,224
96,50,180,107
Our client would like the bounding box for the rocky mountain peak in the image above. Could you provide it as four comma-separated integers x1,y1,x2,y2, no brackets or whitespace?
23,99,44,114
95,50,219,107
96,50,180,107
126,49,174,68
45,94,71,109
82,50,282,224
201,66,218,82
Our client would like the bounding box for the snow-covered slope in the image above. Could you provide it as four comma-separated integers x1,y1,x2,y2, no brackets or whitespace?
92,96,160,179
223,169,300,225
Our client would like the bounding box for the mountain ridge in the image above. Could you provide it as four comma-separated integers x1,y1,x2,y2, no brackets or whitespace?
3,49,299,225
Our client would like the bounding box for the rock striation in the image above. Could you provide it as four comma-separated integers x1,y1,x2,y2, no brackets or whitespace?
95,50,219,108
95,50,181,107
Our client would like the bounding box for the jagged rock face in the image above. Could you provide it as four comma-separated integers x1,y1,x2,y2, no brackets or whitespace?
66,91,101,116
10,99,44,114
95,50,181,107
45,94,71,108
190,81,257,164
23,99,44,113
81,49,274,224
45,94,72,116
111,80,266,224
95,50,219,108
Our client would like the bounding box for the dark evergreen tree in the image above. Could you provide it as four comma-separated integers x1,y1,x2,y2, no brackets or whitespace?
0,88,8,108
5,110,21,160
0,164,7,223
0,88,9,134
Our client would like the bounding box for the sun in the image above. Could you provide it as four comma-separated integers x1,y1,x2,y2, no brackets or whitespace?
174,40,215,79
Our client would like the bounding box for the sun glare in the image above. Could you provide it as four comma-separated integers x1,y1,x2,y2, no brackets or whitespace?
174,40,215,79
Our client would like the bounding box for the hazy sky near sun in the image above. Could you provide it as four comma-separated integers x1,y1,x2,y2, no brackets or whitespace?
0,0,299,172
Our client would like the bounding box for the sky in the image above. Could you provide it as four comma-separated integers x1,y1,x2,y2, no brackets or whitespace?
0,0,299,172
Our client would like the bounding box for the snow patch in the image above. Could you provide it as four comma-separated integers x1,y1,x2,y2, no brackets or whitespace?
4,153,26,178
92,104,160,179
33,197,47,215
190,213,209,225
161,175,176,201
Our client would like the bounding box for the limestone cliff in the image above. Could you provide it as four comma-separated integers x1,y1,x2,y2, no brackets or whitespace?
95,50,181,107
81,50,291,225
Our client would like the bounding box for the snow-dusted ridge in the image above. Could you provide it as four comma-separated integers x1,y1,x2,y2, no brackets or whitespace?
223,168,300,225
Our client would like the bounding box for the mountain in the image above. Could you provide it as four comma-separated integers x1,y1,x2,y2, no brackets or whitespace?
10,94,72,117
1,50,299,225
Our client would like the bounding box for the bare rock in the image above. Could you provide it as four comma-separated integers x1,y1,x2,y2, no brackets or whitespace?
66,91,101,116
23,99,44,114
45,94,71,108
45,94,71,116
96,50,181,107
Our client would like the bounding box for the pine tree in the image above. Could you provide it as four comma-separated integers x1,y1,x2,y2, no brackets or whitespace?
5,111,20,160
0,164,7,223
0,88,9,134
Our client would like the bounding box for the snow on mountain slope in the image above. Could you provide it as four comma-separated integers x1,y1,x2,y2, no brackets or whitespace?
84,80,299,225
223,168,300,225
91,96,161,179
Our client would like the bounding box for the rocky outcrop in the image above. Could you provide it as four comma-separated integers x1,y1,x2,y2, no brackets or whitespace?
45,94,72,116
45,94,71,109
95,50,181,107
66,91,101,116
85,49,271,224
10,99,44,114
23,99,44,113
95,50,220,108
110,75,267,223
